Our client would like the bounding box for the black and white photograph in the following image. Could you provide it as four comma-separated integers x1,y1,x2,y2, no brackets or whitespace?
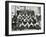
12,5,41,31
5,1,45,36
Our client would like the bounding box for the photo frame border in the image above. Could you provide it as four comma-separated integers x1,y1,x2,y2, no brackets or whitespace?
5,1,45,36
